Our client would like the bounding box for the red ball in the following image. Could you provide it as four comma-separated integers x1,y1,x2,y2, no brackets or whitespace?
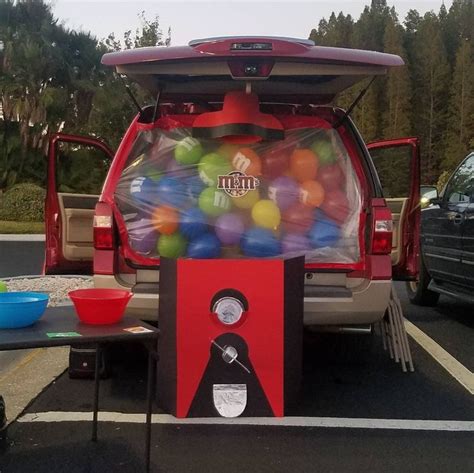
261,143,292,179
317,164,345,192
281,203,314,234
320,189,351,224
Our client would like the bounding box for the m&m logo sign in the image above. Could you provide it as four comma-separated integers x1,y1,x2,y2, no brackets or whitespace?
217,171,260,198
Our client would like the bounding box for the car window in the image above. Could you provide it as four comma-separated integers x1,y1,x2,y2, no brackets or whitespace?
56,142,111,194
370,145,412,198
444,154,474,204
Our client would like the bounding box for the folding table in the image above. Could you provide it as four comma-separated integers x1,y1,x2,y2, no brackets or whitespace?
0,306,159,472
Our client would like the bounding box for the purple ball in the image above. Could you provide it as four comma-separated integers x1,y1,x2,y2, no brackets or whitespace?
128,219,158,255
268,176,299,211
282,233,311,254
215,213,245,245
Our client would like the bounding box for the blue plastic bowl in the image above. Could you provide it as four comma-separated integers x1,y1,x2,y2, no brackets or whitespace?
0,292,49,329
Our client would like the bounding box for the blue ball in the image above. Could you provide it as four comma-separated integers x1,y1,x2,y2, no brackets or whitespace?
130,176,159,206
309,217,341,248
241,227,281,257
187,233,221,259
180,208,208,239
185,175,206,202
156,176,187,208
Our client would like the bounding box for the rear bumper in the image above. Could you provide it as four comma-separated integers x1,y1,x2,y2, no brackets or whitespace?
94,274,391,326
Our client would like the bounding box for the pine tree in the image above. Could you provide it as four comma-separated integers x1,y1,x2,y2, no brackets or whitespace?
444,39,474,170
383,13,412,137
411,12,451,182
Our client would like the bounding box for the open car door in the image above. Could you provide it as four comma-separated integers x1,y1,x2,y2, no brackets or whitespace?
45,133,113,275
367,138,420,280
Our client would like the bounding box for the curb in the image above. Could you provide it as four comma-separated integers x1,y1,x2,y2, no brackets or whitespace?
0,234,45,242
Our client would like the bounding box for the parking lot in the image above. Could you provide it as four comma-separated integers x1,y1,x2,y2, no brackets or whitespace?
0,282,472,473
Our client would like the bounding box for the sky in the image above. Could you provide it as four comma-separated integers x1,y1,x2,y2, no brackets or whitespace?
50,0,452,46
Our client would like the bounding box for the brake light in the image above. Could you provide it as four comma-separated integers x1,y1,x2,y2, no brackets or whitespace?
371,205,393,255
93,215,114,250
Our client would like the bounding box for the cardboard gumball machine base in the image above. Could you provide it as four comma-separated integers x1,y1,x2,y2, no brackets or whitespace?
158,256,304,418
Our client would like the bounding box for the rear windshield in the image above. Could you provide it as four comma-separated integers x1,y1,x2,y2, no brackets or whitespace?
114,118,362,264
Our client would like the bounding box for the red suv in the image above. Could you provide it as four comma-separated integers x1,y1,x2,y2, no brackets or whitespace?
44,36,420,328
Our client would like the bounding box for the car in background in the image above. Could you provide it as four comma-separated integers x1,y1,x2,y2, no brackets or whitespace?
43,36,421,330
406,152,474,305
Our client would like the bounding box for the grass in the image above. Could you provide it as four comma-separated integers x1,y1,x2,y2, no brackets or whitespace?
0,220,44,234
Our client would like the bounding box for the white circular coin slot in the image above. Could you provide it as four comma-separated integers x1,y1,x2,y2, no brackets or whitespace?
213,297,244,325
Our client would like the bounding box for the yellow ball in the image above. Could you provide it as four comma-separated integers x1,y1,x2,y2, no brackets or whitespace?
232,189,260,209
252,199,281,230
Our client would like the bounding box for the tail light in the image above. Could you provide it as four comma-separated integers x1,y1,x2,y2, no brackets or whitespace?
93,214,114,250
371,206,393,255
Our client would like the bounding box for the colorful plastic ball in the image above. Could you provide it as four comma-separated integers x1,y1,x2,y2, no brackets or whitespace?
300,180,325,208
157,233,187,258
143,168,162,182
129,221,158,255
241,227,281,257
317,163,345,191
215,213,245,245
198,188,232,217
151,206,179,235
232,148,262,176
130,176,159,206
281,203,314,234
282,233,311,253
198,152,232,186
187,233,221,259
185,175,206,202
251,199,281,230
311,138,337,166
290,149,319,182
232,189,260,209
174,137,203,165
268,176,299,211
309,218,341,248
320,189,351,224
179,208,208,239
156,176,187,208
218,143,239,160
261,144,291,179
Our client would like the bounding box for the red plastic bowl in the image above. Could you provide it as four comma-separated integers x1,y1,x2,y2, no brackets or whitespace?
68,289,132,325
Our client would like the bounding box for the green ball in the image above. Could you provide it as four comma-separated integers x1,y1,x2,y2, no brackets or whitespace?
143,169,162,182
157,233,187,258
198,188,232,217
0,281,7,293
198,152,232,186
174,137,203,165
311,139,337,165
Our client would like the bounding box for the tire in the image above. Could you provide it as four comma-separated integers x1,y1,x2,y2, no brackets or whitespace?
405,257,440,306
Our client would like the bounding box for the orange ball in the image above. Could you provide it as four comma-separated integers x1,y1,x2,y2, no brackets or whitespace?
290,149,319,182
300,180,325,208
232,148,262,176
151,206,179,235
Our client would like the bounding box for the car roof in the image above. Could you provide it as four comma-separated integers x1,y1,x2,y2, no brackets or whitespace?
102,36,404,104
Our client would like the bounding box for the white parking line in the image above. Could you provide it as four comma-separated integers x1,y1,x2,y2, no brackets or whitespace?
0,234,45,241
17,412,474,432
404,320,474,395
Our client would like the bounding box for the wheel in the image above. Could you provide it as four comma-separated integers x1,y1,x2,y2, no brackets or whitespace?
405,256,439,306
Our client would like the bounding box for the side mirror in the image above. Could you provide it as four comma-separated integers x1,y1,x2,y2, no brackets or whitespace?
420,186,439,208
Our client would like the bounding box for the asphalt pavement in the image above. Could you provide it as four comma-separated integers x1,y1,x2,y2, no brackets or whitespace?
0,238,44,278
1,284,473,473
0,243,472,472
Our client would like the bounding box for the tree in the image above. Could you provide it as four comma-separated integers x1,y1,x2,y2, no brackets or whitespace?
411,12,450,182
443,39,474,170
382,13,412,137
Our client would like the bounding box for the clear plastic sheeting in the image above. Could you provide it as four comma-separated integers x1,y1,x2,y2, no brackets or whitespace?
114,120,362,263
